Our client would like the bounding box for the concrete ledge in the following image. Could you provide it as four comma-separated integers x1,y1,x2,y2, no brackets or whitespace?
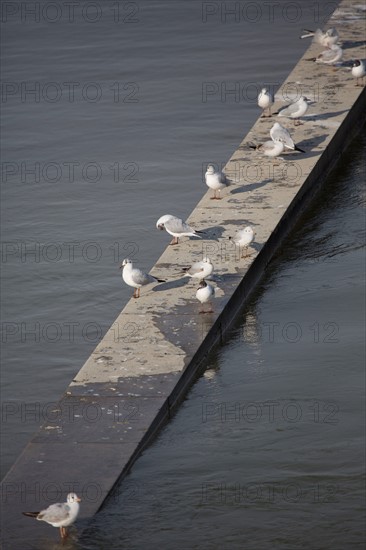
1,0,365,547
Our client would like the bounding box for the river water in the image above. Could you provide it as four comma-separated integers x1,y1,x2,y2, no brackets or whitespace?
1,1,365,548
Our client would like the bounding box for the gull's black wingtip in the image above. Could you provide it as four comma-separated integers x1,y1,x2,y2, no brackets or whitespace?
22,511,39,518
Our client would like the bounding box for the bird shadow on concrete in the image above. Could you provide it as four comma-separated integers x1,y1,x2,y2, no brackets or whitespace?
251,242,263,254
152,277,188,292
308,109,349,121
341,39,366,51
199,225,226,240
223,218,261,228
229,179,272,195
298,133,327,146
291,134,328,158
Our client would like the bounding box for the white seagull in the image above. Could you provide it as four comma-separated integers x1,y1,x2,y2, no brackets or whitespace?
258,88,274,117
277,96,310,125
270,122,305,153
352,60,365,86
250,140,285,158
205,164,229,200
300,27,339,48
120,258,166,298
230,226,255,258
23,492,81,541
182,257,213,281
156,214,203,245
196,280,215,314
316,44,343,65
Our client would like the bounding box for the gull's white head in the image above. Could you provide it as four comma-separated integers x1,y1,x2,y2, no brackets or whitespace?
327,28,337,37
120,258,132,269
67,493,81,504
156,214,175,230
272,122,281,130
244,226,254,235
206,164,216,174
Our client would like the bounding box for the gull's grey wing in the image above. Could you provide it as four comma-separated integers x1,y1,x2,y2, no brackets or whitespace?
233,230,246,244
131,269,155,286
39,503,70,523
165,217,194,235
318,47,342,63
278,102,300,116
318,49,334,62
273,127,294,148
187,262,205,275
218,171,227,183
261,140,275,149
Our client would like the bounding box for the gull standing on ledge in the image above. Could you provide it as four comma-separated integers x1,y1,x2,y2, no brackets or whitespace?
258,87,274,117
277,96,310,125
120,259,166,298
156,214,203,245
270,122,305,153
230,226,255,258
205,164,229,200
352,60,365,86
22,493,81,541
182,257,214,281
196,280,215,314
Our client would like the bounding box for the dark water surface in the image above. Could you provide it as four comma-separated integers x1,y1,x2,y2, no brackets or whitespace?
1,0,365,548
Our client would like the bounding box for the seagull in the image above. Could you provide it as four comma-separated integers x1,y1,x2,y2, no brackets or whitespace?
230,226,255,258
205,164,229,200
270,122,305,153
196,280,215,313
156,214,203,245
249,140,285,158
300,28,339,48
277,96,310,125
315,44,343,65
22,492,81,541
352,60,365,86
182,257,213,281
120,258,166,298
258,88,274,117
